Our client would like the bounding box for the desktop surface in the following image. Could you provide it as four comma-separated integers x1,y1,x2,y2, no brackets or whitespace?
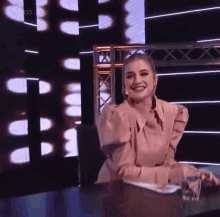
0,165,220,217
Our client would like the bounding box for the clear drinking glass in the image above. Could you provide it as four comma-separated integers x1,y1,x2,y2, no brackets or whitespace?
181,171,202,201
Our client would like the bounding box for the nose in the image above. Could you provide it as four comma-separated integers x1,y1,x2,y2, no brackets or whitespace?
134,74,142,84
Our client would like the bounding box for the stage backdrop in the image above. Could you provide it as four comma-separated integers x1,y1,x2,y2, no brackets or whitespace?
0,0,220,188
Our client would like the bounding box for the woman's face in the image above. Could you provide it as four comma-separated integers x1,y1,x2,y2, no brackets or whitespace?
124,59,157,101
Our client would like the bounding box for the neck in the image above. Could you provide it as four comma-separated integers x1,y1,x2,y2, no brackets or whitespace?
128,96,153,111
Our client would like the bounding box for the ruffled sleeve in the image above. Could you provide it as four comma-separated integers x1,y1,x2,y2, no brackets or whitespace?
164,104,189,166
169,104,189,151
96,105,131,158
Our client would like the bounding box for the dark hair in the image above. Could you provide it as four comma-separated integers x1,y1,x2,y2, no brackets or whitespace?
122,53,157,98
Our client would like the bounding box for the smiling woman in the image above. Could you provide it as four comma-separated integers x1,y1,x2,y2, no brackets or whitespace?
95,53,220,186
123,54,157,106
122,54,156,100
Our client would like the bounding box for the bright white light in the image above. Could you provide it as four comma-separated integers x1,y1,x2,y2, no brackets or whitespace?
99,54,111,63
180,161,220,166
8,118,52,135
8,0,23,5
40,118,53,131
100,106,105,112
67,83,81,92
27,78,39,80
98,15,113,29
24,22,37,27
6,78,27,93
64,140,78,157
79,51,94,54
79,24,99,28
124,0,145,44
145,6,220,20
158,70,220,76
37,18,48,31
39,81,52,94
99,82,108,91
10,147,30,164
36,0,48,7
184,131,220,134
74,121,81,124
124,50,145,59
171,100,220,104
41,142,53,156
4,5,24,22
125,27,145,44
60,21,79,35
59,0,79,11
197,38,220,43
98,0,111,3
64,128,77,140
64,93,81,106
64,128,78,157
100,92,111,104
25,50,39,54
36,7,46,18
66,106,81,117
8,120,28,135
62,58,80,70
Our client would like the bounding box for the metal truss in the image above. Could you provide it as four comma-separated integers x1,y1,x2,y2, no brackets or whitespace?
93,42,220,122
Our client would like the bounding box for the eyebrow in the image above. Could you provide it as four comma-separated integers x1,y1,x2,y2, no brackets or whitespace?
125,71,133,75
140,69,150,72
125,69,151,74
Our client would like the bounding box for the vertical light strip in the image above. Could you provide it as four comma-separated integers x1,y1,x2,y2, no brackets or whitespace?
124,0,145,44
64,83,81,157
36,0,49,31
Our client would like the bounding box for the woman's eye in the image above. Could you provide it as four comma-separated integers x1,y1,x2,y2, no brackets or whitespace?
126,75,133,79
141,73,148,76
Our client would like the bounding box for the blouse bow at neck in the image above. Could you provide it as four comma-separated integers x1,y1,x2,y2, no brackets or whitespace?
122,95,165,132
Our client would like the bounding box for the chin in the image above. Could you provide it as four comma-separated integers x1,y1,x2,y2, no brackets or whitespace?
130,94,150,101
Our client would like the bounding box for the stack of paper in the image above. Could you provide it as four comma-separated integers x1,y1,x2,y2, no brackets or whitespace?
123,179,181,194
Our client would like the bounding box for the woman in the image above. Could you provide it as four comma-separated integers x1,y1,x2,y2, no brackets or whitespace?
96,53,219,186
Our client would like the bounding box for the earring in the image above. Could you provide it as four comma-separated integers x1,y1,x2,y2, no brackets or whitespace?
125,90,128,95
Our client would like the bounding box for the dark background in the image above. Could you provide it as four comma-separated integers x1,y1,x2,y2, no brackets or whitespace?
0,0,220,198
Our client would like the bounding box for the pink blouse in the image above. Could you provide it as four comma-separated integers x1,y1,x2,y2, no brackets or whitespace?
95,95,189,185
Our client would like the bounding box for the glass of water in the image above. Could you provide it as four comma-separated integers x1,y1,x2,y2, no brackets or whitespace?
181,171,202,201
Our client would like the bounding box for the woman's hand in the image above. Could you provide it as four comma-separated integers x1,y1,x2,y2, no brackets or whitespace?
169,163,220,187
168,163,197,185
198,169,220,186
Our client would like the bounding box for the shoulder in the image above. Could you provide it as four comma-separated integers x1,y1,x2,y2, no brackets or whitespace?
97,102,130,126
100,102,128,118
157,98,176,113
158,98,188,115
96,103,131,145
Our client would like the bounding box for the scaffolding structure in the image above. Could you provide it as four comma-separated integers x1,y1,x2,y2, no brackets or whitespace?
93,42,220,123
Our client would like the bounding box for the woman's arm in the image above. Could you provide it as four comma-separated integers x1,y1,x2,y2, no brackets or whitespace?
97,104,183,185
157,104,192,184
169,104,189,152
164,104,207,184
111,141,171,185
163,105,189,165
